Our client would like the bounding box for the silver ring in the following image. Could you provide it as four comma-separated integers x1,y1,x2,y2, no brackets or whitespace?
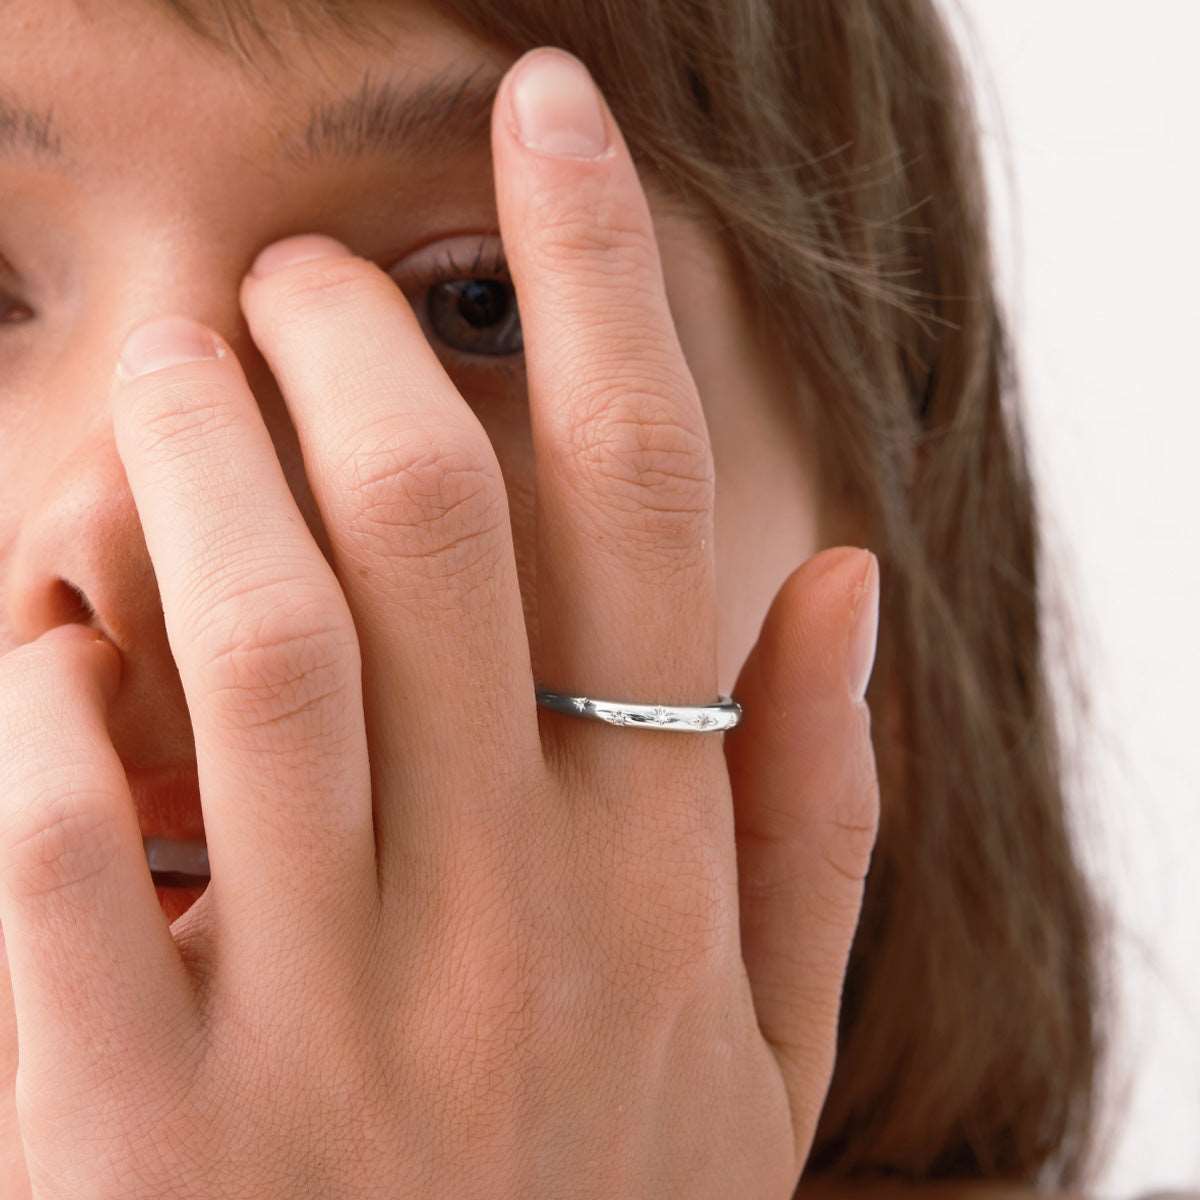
534,689,742,733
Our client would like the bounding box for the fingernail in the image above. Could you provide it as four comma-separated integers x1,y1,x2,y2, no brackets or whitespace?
846,551,880,703
250,233,351,279
117,315,224,381
508,48,609,159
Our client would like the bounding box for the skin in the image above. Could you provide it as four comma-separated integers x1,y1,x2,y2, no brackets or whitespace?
0,1,892,1195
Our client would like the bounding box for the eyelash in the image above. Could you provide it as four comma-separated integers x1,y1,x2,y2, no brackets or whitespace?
414,237,508,295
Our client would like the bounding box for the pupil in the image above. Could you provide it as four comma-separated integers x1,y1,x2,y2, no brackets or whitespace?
458,280,508,329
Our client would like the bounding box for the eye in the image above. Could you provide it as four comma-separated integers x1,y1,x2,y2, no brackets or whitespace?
390,235,523,363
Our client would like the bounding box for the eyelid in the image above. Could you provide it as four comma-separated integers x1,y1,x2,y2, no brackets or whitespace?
385,231,508,289
0,235,524,364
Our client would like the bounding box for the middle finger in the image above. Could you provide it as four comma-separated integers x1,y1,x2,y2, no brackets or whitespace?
238,236,544,882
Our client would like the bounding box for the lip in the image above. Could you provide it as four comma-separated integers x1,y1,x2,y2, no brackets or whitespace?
125,761,206,844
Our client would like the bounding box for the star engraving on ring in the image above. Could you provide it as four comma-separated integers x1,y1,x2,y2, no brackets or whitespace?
540,691,733,732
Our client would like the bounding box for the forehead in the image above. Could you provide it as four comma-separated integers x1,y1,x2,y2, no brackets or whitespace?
0,0,509,179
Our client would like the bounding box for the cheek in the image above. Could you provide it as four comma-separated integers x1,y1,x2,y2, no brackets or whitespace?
703,385,823,697
0,411,38,539
654,224,825,693
0,414,47,659
714,448,825,697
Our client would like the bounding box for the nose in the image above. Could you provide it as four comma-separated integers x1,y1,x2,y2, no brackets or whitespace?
3,425,201,767
1,243,329,770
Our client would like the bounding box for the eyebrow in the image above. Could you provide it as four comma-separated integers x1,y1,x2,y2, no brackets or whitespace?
0,62,506,170
278,63,506,167
0,89,65,162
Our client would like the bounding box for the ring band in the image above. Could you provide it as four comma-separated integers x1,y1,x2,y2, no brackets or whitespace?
534,689,742,733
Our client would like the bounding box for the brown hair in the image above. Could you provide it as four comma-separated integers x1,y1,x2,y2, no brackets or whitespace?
147,0,1117,1189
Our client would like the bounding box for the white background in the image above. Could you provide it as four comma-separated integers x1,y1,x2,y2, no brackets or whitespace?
951,3,1199,1195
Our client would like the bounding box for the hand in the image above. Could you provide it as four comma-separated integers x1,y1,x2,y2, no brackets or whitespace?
0,47,880,1199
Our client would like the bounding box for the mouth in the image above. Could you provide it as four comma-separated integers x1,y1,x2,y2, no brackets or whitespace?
126,761,210,889
143,836,210,887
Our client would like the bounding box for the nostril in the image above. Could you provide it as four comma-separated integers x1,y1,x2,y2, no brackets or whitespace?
45,578,97,633
58,580,96,627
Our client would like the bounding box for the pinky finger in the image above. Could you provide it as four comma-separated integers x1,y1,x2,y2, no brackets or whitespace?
0,626,194,1129
723,548,881,1169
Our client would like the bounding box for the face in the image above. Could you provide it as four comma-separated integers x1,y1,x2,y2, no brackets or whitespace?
0,0,824,1186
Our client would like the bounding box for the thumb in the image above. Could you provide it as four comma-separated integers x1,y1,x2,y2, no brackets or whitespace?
723,545,881,1164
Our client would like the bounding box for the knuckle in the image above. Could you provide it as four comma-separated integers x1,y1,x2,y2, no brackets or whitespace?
825,724,881,886
565,377,714,556
825,800,879,884
189,585,358,741
625,893,728,1006
332,426,509,584
1,787,123,902
413,887,547,1077
631,860,730,993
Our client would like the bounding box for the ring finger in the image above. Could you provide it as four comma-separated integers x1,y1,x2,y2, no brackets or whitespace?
494,50,720,767
237,237,542,896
